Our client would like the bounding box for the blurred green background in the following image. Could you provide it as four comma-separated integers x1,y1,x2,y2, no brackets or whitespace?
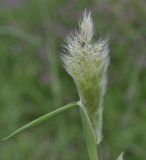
0,0,146,160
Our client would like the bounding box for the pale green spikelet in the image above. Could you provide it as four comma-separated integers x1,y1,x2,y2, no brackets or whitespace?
62,11,109,143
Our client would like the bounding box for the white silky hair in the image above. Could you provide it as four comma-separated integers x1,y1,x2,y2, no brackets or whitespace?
62,10,109,144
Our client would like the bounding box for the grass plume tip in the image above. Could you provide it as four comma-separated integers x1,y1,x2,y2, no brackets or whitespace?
62,10,109,144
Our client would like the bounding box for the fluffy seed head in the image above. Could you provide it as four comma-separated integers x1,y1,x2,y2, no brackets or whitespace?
62,11,109,143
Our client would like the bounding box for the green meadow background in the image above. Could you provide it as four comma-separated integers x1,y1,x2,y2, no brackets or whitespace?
0,0,146,159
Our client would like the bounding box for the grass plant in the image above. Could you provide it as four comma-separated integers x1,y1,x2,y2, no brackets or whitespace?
3,11,124,160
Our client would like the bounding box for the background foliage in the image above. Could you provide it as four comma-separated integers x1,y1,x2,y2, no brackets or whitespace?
0,0,146,159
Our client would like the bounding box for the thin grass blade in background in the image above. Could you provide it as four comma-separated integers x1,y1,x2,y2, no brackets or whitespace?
117,152,124,160
0,26,41,46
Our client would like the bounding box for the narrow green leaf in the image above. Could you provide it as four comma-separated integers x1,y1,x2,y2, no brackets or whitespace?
117,152,124,160
3,102,78,141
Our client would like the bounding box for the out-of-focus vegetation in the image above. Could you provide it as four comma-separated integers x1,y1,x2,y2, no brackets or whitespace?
0,0,146,160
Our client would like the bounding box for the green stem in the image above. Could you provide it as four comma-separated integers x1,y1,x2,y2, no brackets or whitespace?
3,102,78,141
79,105,99,160
38,0,62,106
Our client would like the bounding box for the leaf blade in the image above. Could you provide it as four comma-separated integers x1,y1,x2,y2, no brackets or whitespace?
3,102,79,141
117,152,124,160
